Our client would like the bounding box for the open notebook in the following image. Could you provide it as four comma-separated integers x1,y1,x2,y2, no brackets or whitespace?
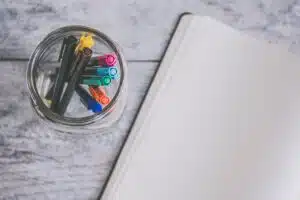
101,15,300,200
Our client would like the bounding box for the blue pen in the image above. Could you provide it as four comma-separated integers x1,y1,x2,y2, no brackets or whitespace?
76,85,102,113
84,67,119,80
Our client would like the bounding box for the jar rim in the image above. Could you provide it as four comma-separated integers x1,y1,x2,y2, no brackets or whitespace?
26,25,127,127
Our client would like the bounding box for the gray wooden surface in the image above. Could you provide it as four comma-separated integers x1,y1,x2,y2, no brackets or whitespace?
0,61,156,199
1,0,300,199
2,0,300,60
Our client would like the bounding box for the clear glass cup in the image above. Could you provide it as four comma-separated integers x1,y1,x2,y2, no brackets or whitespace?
26,26,127,133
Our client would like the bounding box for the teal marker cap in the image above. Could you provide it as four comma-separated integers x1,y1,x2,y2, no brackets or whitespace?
95,67,118,79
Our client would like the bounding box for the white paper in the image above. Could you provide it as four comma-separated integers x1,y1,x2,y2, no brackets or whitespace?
101,15,300,200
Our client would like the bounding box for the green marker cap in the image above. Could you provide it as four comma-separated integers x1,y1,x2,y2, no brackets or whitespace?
101,76,112,86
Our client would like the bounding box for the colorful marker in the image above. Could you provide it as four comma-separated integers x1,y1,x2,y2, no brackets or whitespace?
83,67,119,79
76,86,102,113
57,47,93,115
89,86,110,106
80,76,111,86
51,36,78,111
75,33,95,53
97,53,117,66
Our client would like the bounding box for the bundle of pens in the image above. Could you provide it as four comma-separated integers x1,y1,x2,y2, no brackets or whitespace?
45,33,119,115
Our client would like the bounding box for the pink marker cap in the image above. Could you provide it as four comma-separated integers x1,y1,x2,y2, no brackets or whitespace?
98,53,117,66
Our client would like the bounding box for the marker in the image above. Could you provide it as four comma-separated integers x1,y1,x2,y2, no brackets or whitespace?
46,82,69,100
68,52,82,78
97,53,117,66
86,57,99,66
80,76,111,86
75,33,95,53
86,55,117,67
45,84,54,100
76,85,102,113
58,38,67,62
56,47,93,115
89,86,110,106
45,69,58,100
46,74,112,100
83,67,118,79
50,36,78,111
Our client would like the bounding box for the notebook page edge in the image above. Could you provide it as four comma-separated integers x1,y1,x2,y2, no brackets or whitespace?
100,14,196,200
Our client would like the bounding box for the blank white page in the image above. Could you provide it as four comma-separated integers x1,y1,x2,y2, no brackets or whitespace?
101,15,300,200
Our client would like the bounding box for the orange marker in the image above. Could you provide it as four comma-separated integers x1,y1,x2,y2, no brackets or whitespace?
89,86,110,106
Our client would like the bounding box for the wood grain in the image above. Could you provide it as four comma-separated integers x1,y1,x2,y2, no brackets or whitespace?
0,1,299,199
1,0,299,60
0,61,157,200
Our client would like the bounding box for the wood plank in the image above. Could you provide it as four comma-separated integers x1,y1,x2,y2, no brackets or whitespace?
0,61,157,199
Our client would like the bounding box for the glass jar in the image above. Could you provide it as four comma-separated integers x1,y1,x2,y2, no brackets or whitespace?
26,26,127,133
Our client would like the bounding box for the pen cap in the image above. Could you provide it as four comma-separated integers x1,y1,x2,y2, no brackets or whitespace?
26,25,127,133
95,67,118,77
89,86,111,106
76,86,103,113
87,98,103,113
80,76,112,86
98,53,117,66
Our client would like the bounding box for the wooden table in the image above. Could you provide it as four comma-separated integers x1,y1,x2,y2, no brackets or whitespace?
0,0,299,199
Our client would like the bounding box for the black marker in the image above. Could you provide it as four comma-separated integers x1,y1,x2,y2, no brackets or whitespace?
68,52,82,78
50,36,78,111
86,57,99,67
56,47,93,115
45,68,59,100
